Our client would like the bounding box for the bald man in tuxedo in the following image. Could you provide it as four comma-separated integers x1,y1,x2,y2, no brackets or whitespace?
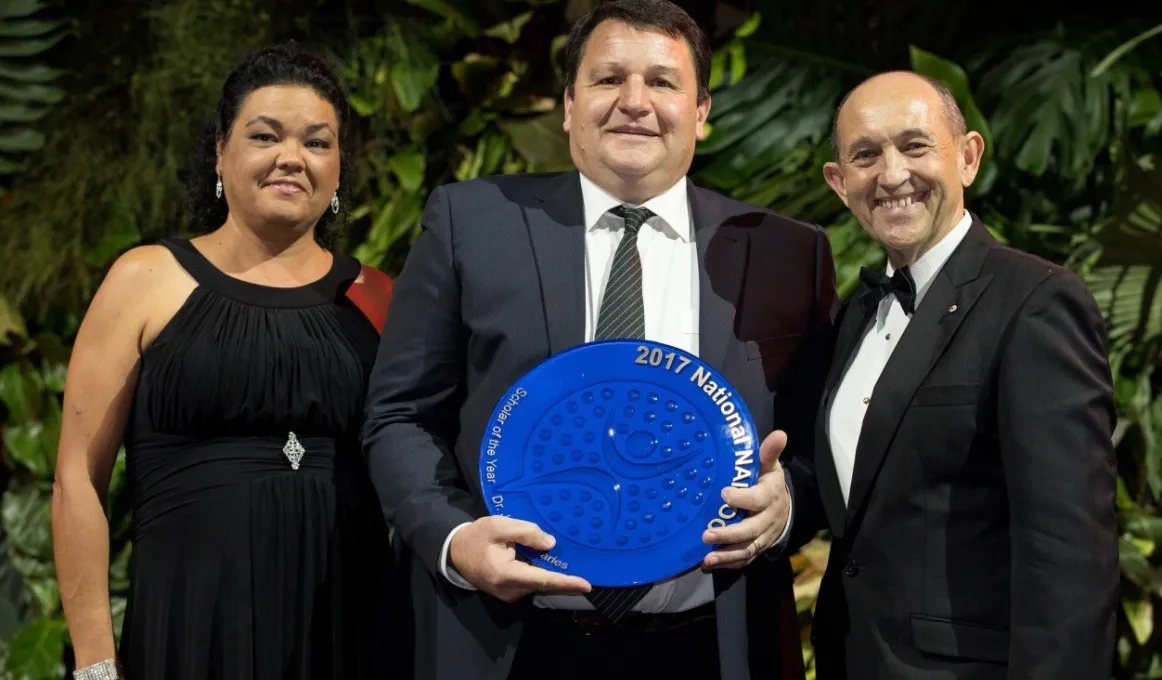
805,71,1119,679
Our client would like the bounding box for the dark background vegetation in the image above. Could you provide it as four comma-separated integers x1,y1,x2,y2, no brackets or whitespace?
1,0,1159,676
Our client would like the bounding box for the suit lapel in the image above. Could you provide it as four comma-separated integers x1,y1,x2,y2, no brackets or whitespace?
690,183,746,372
688,183,747,598
824,301,876,401
527,171,587,354
814,301,875,537
843,218,996,525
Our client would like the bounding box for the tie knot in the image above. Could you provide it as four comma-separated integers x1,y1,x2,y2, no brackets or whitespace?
610,204,654,234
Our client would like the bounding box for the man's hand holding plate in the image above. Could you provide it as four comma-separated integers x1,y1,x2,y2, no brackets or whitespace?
701,429,790,569
477,340,768,586
449,516,592,602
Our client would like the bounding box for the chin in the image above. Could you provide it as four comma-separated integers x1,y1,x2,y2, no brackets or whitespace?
260,209,316,230
603,148,661,171
878,226,931,254
607,162,662,182
870,207,928,233
254,196,309,219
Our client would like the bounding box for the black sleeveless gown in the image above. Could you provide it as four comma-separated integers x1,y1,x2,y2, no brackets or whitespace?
118,239,394,679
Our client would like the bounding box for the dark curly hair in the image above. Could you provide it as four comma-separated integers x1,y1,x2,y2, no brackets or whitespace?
183,41,354,240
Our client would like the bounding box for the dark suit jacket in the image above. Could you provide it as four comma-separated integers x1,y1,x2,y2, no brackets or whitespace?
362,171,837,680
809,216,1119,679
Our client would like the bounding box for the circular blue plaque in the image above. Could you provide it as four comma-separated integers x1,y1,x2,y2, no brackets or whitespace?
478,339,761,587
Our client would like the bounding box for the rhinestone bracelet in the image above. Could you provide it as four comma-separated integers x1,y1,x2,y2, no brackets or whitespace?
73,659,120,680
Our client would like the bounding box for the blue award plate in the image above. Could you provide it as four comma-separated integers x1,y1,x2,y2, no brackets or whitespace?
478,340,761,587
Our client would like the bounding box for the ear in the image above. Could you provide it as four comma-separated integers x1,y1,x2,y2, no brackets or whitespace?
694,93,711,141
215,138,224,176
562,87,573,134
958,130,985,187
822,162,850,208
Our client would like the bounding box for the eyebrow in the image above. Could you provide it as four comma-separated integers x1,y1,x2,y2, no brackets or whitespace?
245,116,282,130
245,116,334,135
845,128,934,157
588,62,681,78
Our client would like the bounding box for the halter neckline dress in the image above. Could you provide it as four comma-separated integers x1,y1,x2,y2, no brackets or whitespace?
118,238,392,679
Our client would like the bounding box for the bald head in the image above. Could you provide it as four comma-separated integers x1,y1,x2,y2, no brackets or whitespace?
820,69,985,270
830,71,967,162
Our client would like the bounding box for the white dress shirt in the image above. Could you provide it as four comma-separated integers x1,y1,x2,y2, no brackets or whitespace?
438,173,716,612
827,211,973,503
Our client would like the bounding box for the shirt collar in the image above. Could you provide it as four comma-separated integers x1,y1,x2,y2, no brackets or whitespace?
886,210,973,306
578,172,693,242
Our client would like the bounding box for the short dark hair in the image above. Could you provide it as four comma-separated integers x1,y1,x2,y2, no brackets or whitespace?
183,41,354,239
830,71,968,162
563,0,711,104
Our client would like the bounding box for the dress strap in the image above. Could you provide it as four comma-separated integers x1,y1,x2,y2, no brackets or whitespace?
160,238,215,287
157,238,359,309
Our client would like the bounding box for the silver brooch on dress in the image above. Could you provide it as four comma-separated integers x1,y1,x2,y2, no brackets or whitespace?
283,432,305,470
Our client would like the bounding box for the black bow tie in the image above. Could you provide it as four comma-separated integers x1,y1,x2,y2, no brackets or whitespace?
856,266,918,315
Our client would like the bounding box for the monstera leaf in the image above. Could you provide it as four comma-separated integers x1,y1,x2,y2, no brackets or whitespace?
694,49,849,224
1081,155,1162,362
696,56,846,182
0,0,66,194
975,34,1115,180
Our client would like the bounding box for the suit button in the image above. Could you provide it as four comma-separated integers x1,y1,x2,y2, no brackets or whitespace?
844,560,859,577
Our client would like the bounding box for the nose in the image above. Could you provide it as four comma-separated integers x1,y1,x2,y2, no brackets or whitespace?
617,76,649,118
275,141,306,172
880,148,910,188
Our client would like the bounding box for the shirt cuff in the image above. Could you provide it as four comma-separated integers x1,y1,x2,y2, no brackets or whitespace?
774,480,794,546
766,467,794,557
438,522,478,590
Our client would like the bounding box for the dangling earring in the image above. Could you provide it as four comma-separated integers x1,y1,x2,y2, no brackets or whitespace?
330,191,339,214
215,175,223,199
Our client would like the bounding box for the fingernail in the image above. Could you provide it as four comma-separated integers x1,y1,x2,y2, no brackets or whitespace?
545,536,556,548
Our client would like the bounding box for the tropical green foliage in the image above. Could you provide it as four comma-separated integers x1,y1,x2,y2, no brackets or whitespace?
0,0,1159,677
338,0,578,274
0,336,131,679
0,0,65,200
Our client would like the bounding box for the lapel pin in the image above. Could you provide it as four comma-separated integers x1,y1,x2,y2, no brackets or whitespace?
948,304,958,313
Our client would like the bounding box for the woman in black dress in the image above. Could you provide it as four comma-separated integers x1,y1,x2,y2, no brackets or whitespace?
51,43,395,679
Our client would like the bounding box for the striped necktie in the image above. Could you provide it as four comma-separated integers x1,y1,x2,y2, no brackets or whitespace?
586,203,655,621
594,204,652,341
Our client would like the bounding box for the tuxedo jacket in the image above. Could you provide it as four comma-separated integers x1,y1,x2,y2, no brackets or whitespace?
361,171,837,680
809,216,1119,679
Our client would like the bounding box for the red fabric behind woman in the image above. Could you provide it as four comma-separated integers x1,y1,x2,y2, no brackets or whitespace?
345,265,394,333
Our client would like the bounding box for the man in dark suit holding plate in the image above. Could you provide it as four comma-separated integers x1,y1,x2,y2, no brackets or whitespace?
362,1,837,678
